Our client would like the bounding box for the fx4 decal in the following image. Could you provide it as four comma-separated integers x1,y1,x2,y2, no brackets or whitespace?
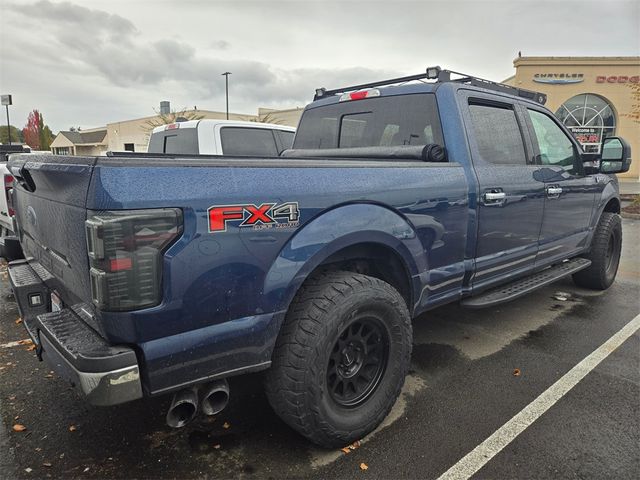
208,202,300,233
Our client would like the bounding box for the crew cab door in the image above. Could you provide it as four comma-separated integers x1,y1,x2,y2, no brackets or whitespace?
462,93,546,290
523,108,598,266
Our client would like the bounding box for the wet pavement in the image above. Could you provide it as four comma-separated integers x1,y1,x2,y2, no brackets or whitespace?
1,219,638,479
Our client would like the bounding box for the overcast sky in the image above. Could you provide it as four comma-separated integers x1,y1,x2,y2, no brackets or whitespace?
1,0,638,132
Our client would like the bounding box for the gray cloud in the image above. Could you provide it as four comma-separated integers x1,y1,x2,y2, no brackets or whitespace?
2,0,638,132
6,0,394,107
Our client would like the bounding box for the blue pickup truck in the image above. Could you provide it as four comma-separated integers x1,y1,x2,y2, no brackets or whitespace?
5,67,632,447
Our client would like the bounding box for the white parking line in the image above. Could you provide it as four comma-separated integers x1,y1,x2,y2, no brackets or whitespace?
438,312,640,480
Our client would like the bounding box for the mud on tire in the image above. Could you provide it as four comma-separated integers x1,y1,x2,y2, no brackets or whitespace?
265,270,412,448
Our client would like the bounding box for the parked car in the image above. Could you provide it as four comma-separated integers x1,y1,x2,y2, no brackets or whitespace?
147,119,295,155
4,67,631,448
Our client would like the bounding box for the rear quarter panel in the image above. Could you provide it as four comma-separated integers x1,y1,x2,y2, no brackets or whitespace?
87,162,468,348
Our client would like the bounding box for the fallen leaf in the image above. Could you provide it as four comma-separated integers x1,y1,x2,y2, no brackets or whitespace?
17,339,33,345
13,424,26,432
513,368,521,377
27,345,36,351
341,447,351,454
348,440,361,450
360,463,369,471
15,318,23,325
552,292,569,301
35,448,42,452
68,425,76,432
213,444,221,449
24,468,32,473
43,462,52,468
45,374,53,378
83,467,90,473
222,422,230,429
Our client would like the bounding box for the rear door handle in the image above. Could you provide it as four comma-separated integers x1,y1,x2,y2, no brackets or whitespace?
546,186,562,197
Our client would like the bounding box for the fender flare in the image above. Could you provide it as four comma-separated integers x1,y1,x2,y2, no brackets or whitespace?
262,203,427,315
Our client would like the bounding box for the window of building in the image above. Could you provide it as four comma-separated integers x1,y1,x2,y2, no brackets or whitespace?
468,103,527,165
554,94,616,153
220,127,278,156
528,109,578,173
54,147,70,155
124,143,135,152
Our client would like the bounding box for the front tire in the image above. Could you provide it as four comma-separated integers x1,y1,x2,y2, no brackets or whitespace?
572,212,622,290
265,270,412,448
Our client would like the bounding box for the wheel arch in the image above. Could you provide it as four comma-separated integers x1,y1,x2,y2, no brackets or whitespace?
263,203,426,318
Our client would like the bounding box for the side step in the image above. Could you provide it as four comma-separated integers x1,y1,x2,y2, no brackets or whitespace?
461,258,591,309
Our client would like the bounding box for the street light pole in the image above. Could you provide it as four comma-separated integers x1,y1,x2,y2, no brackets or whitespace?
221,72,231,120
5,105,10,146
1,94,12,146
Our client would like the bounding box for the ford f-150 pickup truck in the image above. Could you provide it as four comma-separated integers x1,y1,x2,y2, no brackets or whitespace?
5,67,632,448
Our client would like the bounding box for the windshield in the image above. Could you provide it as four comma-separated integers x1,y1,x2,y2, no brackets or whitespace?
293,93,443,149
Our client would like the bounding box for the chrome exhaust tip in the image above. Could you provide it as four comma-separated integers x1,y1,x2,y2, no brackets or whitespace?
166,387,198,428
200,379,230,416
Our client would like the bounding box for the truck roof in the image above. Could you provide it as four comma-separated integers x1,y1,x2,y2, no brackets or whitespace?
151,119,296,135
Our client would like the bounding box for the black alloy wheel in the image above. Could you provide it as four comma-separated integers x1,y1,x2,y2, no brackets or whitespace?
327,317,389,407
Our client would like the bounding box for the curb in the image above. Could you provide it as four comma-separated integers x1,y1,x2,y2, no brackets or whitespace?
621,211,640,220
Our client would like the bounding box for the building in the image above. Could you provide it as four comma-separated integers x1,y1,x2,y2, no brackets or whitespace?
504,56,640,180
50,127,107,156
50,103,304,156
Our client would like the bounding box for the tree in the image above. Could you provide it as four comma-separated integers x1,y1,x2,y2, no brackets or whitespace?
143,107,204,134
22,109,54,150
23,110,40,149
0,125,23,144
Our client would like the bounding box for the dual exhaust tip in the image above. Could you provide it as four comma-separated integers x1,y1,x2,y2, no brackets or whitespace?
166,379,230,428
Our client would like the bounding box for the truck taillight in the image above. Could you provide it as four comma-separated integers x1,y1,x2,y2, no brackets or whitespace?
85,208,183,311
4,174,14,216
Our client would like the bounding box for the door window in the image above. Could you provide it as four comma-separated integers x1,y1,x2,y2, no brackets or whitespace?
528,110,578,172
468,104,527,165
220,127,278,156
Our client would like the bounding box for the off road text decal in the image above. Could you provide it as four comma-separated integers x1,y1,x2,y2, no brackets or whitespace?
208,202,300,233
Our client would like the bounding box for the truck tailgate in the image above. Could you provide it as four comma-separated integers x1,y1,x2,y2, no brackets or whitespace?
9,154,97,305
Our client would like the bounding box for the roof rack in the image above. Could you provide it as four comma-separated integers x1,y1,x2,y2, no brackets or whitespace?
313,66,547,105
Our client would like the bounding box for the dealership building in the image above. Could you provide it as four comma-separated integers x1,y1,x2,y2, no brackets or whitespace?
504,56,640,180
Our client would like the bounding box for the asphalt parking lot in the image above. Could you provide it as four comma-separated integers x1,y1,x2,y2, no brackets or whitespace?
1,219,638,480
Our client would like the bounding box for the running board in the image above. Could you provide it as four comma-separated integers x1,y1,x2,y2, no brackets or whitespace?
461,258,592,309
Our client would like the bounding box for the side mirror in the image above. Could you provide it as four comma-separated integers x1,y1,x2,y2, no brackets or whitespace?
600,137,632,174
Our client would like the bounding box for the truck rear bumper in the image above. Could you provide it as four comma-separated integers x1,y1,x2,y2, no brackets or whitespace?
8,259,142,406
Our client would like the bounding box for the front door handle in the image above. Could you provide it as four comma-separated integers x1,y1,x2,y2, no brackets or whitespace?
546,186,562,197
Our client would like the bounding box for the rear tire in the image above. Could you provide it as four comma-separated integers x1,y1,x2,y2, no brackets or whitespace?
265,270,412,448
572,212,622,290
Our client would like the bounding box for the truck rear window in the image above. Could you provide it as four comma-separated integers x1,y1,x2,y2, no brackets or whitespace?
293,94,443,149
147,129,199,154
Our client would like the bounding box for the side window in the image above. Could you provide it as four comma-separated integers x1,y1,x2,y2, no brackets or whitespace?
276,130,295,150
527,109,578,172
220,127,278,156
468,103,527,165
